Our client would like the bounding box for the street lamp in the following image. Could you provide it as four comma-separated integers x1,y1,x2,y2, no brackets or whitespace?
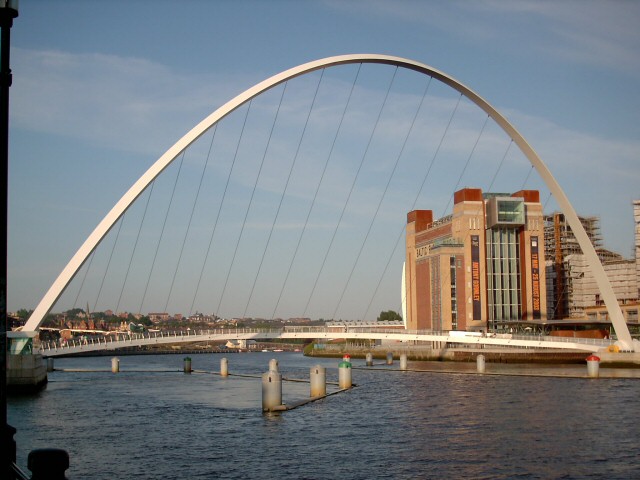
1,0,18,476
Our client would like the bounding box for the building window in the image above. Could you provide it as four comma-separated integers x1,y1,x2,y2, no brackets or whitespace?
486,227,522,325
431,259,441,331
450,256,458,330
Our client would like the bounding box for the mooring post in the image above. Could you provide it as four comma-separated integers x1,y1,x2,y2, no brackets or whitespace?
269,358,279,373
111,357,119,373
183,357,192,374
365,352,373,367
220,357,228,377
338,357,352,389
400,353,407,370
261,369,283,411
310,365,326,397
477,354,486,373
586,355,600,378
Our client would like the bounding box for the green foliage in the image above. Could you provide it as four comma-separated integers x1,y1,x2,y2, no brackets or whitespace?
377,310,402,322
16,308,32,319
65,308,86,318
303,342,315,355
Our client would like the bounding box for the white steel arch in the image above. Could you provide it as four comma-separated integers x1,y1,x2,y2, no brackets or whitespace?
22,54,634,351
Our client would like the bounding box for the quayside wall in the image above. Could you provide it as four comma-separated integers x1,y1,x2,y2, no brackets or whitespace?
306,345,622,365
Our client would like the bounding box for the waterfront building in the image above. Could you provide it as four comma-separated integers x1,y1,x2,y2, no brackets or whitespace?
148,312,170,323
544,207,639,320
405,187,546,332
635,200,640,296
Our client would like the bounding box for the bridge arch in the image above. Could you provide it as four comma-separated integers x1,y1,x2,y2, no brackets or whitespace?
22,54,634,350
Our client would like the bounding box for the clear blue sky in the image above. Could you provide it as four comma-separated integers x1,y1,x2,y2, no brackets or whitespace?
7,0,640,317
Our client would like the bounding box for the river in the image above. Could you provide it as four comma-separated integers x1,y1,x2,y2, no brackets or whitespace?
8,352,640,479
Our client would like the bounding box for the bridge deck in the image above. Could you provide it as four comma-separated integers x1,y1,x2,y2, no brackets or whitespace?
38,327,613,357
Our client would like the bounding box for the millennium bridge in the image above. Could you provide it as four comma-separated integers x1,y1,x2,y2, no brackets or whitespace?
37,326,614,357
11,54,638,355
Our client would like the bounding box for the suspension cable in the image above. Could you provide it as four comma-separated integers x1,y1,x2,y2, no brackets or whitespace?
362,91,463,320
442,114,490,216
72,249,96,311
216,83,289,316
240,70,325,319
164,125,219,313
303,67,399,319
93,214,125,312
520,164,535,191
138,149,186,315
189,102,253,317
333,74,432,319
486,139,513,192
115,182,155,314
270,64,363,320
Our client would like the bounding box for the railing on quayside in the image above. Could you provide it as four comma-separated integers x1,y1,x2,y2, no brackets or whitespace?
37,326,616,353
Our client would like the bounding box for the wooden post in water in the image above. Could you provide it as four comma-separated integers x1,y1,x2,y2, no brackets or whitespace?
220,357,228,377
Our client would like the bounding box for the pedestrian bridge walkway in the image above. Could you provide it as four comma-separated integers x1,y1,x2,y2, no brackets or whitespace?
38,327,615,357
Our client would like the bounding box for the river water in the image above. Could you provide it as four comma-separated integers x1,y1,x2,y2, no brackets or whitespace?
8,352,640,479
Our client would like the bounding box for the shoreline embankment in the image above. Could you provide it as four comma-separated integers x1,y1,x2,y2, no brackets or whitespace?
305,345,640,367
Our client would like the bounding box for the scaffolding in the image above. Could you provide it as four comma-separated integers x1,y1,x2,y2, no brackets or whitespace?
544,213,597,319
635,201,640,296
544,211,638,320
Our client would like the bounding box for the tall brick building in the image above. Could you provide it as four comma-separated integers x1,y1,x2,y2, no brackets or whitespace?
404,188,547,332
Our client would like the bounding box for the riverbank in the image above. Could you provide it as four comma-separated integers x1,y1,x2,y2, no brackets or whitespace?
305,344,640,366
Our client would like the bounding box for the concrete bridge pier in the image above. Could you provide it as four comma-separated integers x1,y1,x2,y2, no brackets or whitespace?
6,353,47,392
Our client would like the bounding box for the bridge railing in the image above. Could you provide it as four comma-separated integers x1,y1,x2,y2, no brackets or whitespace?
38,328,287,353
37,326,616,354
507,334,614,348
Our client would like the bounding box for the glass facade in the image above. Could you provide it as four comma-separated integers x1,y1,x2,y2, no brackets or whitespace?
430,259,441,331
486,227,521,324
496,199,525,224
450,256,458,330
486,197,525,228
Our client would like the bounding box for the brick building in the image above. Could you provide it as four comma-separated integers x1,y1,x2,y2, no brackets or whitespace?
404,188,547,332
